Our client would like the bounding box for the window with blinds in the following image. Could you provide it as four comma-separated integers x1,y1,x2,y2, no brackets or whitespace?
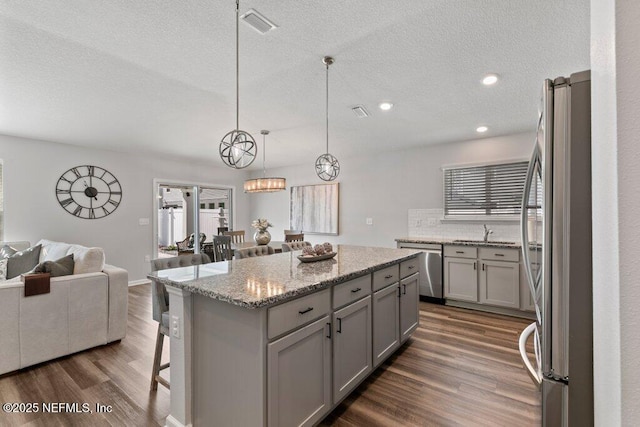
443,161,528,217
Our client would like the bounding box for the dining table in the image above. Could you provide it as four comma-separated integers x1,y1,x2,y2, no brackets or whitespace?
231,240,285,254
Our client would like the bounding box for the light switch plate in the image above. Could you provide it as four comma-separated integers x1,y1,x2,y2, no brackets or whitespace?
139,218,150,226
171,315,180,338
366,218,373,225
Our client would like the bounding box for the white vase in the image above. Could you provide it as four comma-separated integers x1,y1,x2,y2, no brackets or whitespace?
254,229,271,245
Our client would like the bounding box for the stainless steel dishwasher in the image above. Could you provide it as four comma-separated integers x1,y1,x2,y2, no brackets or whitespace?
397,242,443,303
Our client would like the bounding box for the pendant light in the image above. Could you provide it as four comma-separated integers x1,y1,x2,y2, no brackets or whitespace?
219,0,257,169
315,56,340,181
244,130,286,193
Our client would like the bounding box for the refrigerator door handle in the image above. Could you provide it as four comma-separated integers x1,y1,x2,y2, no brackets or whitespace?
520,143,541,307
519,322,542,387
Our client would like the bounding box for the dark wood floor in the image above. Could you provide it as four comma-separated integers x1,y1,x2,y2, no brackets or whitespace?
0,285,540,426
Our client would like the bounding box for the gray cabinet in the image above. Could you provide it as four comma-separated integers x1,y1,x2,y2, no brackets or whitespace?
372,283,400,367
332,296,372,404
479,260,520,308
444,257,478,302
399,273,420,342
268,315,332,427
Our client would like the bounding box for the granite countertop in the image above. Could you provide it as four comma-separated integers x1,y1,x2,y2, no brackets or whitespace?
148,245,420,309
395,237,522,249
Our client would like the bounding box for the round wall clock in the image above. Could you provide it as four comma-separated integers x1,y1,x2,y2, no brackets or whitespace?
55,165,122,219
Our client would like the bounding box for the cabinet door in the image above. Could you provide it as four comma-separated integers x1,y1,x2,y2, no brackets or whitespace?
372,283,400,367
479,260,520,308
333,296,372,404
400,273,419,343
268,315,331,427
444,257,478,302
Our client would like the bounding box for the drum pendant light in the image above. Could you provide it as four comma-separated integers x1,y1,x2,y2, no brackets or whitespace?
219,0,257,169
244,130,286,193
315,56,340,181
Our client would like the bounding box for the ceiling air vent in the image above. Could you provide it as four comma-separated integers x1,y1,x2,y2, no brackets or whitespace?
241,9,278,34
351,105,370,118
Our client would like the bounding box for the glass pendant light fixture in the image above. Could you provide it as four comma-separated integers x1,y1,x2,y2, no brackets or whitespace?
315,56,340,181
219,0,257,169
244,130,286,193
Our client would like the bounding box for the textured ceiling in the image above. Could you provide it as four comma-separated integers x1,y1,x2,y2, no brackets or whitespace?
0,0,590,170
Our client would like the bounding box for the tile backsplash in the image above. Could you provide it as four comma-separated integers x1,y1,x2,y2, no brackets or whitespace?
407,209,521,242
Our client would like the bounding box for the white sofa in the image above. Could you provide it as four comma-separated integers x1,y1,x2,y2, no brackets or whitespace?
0,240,128,375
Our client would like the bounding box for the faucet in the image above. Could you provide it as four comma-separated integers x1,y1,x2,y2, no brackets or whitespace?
483,224,493,243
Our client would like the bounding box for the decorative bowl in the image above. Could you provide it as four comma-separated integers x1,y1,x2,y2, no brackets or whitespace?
297,252,337,263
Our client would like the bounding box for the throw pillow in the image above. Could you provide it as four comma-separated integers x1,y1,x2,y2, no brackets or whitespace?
6,244,42,280
0,245,17,259
33,254,75,277
0,259,7,281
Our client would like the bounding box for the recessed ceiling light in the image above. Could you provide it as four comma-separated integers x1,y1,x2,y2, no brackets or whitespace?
476,126,488,133
482,74,499,85
379,102,393,111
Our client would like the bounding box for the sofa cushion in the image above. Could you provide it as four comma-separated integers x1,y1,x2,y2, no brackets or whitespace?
0,245,17,259
0,259,7,281
34,254,75,277
37,239,105,274
6,245,42,280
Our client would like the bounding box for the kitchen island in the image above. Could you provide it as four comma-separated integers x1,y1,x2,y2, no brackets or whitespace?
149,245,421,427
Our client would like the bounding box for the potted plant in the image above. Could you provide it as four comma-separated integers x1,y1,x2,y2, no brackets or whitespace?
251,218,273,245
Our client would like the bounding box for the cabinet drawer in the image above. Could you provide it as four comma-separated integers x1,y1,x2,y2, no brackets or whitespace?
479,247,519,262
372,265,399,292
400,258,419,278
268,288,331,339
333,275,371,310
443,245,477,259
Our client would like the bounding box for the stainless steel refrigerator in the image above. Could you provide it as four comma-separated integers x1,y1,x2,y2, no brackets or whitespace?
519,70,593,426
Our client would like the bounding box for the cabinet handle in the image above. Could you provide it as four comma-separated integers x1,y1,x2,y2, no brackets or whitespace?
473,262,476,270
298,307,314,315
456,251,465,254
495,253,505,257
384,274,393,279
402,284,407,295
337,318,342,333
398,286,401,298
351,287,362,293
482,263,485,271
408,266,415,270
326,322,331,339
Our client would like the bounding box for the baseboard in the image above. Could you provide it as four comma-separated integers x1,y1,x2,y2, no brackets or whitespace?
420,295,445,304
165,415,192,427
129,279,151,287
446,300,536,319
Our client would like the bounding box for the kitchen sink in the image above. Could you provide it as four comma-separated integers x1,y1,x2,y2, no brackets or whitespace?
453,239,517,245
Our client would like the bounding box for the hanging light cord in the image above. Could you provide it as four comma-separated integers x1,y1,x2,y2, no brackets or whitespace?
262,133,266,178
236,0,240,130
325,61,329,154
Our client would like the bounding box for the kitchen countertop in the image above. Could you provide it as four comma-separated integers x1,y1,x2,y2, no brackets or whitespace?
148,245,420,309
395,237,522,249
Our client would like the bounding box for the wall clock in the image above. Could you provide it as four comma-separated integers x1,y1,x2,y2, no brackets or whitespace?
55,165,122,219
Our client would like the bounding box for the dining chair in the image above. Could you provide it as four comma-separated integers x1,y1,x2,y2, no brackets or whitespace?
285,233,304,242
223,230,245,244
213,235,233,262
149,253,211,391
235,245,275,259
281,241,312,252
175,236,193,255
217,227,229,235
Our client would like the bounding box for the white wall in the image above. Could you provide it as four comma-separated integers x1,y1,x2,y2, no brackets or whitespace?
0,134,250,281
591,0,640,424
248,132,533,247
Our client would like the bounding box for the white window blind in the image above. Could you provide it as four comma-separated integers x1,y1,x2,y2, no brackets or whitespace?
444,161,528,217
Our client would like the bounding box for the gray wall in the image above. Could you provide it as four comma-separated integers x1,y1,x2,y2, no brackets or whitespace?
0,134,250,281
248,132,533,247
591,0,640,423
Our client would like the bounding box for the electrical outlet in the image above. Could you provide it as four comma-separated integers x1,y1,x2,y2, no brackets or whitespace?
416,219,422,227
366,218,373,225
139,218,150,226
427,218,437,226
171,315,180,338
144,255,151,263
